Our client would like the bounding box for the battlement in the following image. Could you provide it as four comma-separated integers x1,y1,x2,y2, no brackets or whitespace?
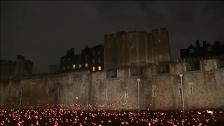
152,27,168,32
105,31,149,40
21,58,223,81
106,29,164,37
1,57,224,110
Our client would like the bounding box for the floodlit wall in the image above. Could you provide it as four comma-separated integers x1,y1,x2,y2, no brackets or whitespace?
0,59,224,110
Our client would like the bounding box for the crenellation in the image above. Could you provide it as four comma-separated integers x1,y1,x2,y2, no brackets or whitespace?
1,58,224,109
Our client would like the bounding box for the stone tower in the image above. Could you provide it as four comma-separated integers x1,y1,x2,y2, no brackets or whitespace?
104,28,171,71
151,28,171,64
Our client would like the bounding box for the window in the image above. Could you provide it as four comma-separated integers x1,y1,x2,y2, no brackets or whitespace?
158,64,170,73
218,59,224,68
92,66,96,71
186,60,200,71
98,66,102,71
152,85,156,97
106,69,117,78
73,64,76,69
124,89,128,104
130,67,143,76
188,82,193,95
104,88,108,101
124,89,128,99
85,63,88,68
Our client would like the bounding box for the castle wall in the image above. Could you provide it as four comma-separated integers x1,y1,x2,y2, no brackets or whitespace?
1,59,224,110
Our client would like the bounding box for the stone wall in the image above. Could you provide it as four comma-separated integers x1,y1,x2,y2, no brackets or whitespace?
104,28,171,70
0,59,224,110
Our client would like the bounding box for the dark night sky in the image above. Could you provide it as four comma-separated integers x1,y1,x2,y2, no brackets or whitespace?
1,1,224,73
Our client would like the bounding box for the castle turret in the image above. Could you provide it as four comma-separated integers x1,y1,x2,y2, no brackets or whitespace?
104,28,171,71
152,28,171,64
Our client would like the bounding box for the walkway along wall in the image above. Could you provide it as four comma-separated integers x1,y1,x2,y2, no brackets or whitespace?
0,59,224,110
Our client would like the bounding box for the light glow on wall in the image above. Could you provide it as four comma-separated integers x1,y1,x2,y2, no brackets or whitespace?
98,66,102,71
92,66,95,71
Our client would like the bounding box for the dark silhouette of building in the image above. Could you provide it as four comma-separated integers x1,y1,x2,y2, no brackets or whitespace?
60,48,75,71
60,45,104,72
14,55,33,77
0,60,15,82
0,55,33,82
180,40,224,60
89,45,104,72
180,40,224,70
